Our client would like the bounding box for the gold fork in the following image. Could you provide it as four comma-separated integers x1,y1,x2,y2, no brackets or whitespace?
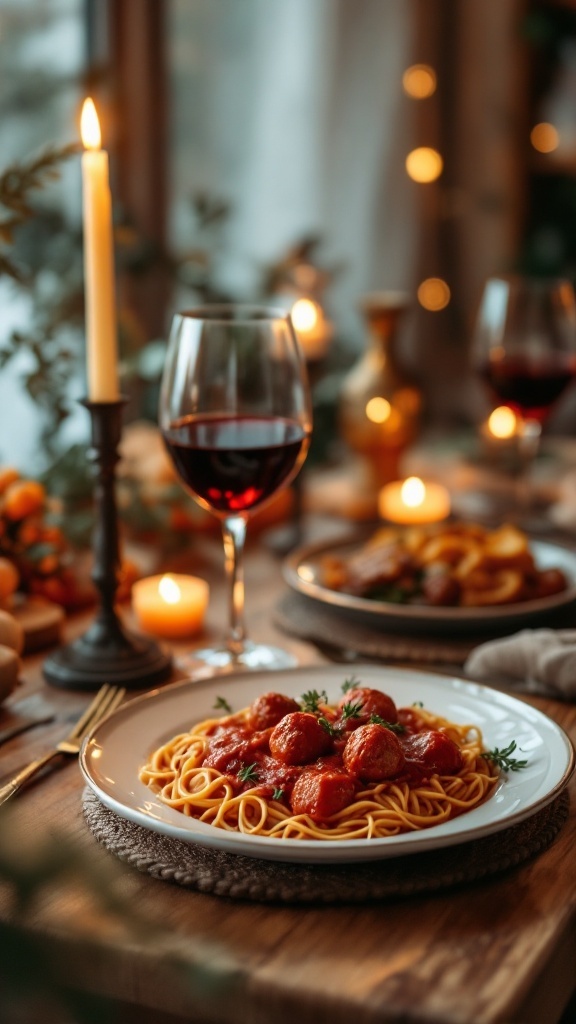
0,683,125,805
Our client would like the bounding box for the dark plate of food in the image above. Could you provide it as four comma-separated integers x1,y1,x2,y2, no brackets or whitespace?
282,522,576,633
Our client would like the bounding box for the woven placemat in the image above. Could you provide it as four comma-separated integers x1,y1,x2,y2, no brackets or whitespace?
274,591,480,665
82,787,569,904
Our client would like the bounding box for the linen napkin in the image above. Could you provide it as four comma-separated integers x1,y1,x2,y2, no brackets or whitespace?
464,628,576,699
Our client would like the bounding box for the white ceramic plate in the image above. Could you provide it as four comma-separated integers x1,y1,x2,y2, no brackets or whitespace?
283,537,576,633
81,665,574,864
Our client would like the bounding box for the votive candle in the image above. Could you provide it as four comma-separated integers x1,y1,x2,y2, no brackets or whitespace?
378,476,450,525
132,574,209,639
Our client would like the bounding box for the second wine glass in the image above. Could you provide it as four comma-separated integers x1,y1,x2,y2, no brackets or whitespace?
159,306,312,675
472,275,576,515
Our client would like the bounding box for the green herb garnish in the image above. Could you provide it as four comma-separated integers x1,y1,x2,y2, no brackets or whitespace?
272,787,285,801
413,701,424,708
213,696,233,714
300,689,328,714
369,713,405,734
237,762,260,784
341,675,360,694
481,741,528,772
340,700,364,722
318,716,337,737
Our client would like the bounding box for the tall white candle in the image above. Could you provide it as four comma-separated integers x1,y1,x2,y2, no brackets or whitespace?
80,98,120,402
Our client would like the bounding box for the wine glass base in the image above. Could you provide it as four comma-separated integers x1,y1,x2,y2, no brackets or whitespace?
176,641,298,679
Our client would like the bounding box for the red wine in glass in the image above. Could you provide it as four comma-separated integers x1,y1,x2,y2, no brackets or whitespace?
480,352,576,423
159,305,312,674
162,414,309,516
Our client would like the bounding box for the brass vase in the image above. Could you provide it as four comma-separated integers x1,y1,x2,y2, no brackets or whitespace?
339,292,421,512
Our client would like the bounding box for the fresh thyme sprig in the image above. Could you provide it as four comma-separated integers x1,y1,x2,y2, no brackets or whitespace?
300,689,328,714
340,700,364,722
318,717,337,737
481,741,528,772
369,713,405,735
237,762,260,784
272,787,285,801
341,675,360,694
213,696,233,714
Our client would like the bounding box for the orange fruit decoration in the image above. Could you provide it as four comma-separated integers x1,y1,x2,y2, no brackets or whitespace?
3,480,45,521
0,468,20,495
0,557,19,603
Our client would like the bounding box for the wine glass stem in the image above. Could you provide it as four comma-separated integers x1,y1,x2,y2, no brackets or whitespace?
222,516,247,657
516,418,542,510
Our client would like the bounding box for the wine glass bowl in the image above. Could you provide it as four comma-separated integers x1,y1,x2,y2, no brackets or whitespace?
472,275,576,513
159,305,312,674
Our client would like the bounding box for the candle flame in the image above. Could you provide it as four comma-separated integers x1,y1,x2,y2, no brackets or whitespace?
291,298,319,332
400,476,426,508
487,405,518,439
81,98,102,151
158,575,181,605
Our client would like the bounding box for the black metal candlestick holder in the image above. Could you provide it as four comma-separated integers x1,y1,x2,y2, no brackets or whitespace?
43,398,173,691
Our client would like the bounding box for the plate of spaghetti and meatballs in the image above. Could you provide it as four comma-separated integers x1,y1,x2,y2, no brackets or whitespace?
283,523,576,633
81,665,574,863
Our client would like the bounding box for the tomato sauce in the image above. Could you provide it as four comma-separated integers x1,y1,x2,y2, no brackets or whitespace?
202,689,465,822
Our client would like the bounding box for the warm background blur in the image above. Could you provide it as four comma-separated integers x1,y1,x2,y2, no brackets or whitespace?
1,0,576,487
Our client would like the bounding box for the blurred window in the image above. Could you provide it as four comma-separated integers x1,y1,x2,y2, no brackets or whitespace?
0,0,85,469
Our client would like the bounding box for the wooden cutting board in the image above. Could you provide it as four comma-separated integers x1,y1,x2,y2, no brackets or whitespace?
12,596,65,653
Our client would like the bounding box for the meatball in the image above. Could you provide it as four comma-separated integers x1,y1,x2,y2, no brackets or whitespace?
269,712,332,765
343,723,405,782
422,567,461,606
532,568,567,600
401,730,463,776
204,728,252,775
344,543,411,596
291,769,356,822
338,687,398,727
247,691,300,732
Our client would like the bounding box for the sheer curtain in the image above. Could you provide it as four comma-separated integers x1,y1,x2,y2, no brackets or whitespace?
168,0,415,345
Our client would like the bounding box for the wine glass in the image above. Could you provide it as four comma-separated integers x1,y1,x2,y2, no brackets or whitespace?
159,305,312,675
471,275,576,516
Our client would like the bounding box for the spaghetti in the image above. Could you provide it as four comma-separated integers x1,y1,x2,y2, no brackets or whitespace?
139,686,500,841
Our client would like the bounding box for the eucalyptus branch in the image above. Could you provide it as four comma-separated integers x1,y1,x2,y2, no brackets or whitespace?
0,142,80,278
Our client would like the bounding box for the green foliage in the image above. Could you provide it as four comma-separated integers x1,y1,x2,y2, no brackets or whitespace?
0,143,85,463
0,142,80,278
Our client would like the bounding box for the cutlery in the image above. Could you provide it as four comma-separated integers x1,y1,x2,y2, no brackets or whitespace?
0,713,55,747
0,684,125,805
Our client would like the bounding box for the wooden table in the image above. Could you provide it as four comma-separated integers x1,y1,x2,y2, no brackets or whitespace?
1,531,576,1024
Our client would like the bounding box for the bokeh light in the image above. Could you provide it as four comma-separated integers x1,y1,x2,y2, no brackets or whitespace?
405,147,443,183
530,122,559,154
365,397,392,424
402,65,437,99
487,406,518,439
417,277,451,311
291,298,319,331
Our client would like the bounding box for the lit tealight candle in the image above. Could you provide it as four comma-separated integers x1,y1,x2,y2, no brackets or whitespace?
291,297,333,362
485,405,519,441
378,476,451,525
132,574,209,639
